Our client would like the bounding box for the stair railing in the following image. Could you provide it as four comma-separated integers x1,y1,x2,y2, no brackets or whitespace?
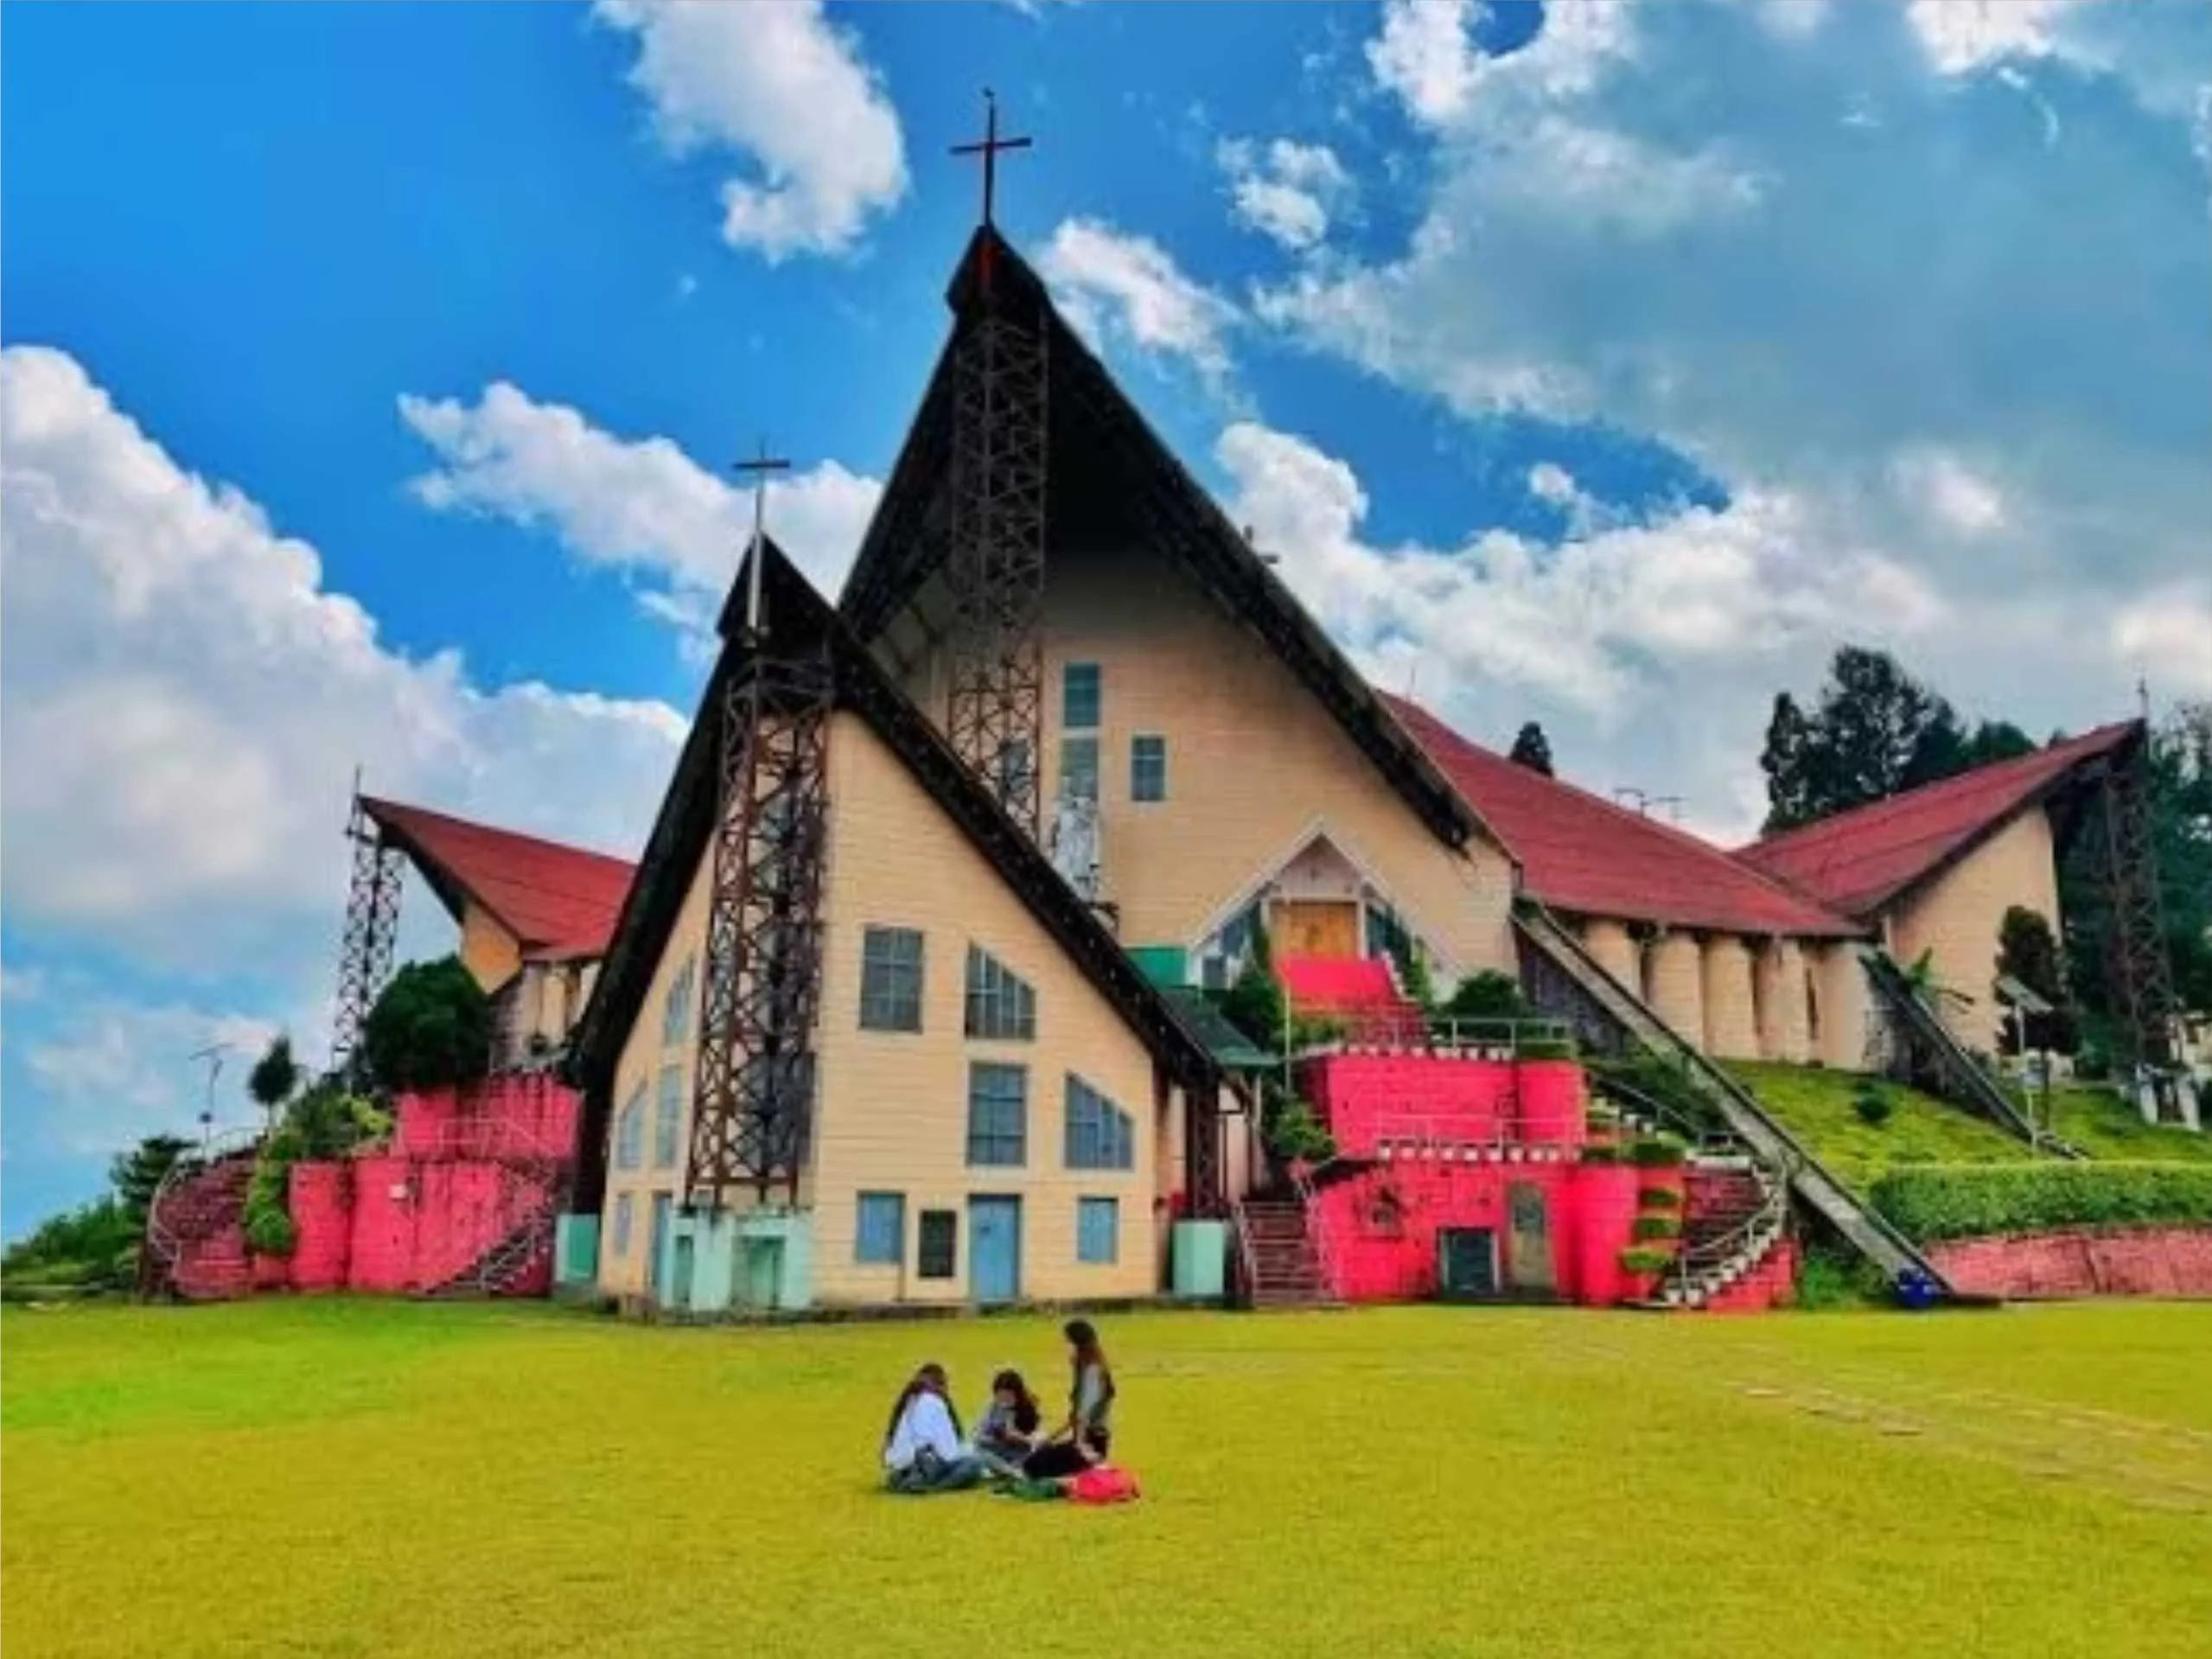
1227,1192,1263,1306
1288,1161,1337,1299
141,1128,261,1298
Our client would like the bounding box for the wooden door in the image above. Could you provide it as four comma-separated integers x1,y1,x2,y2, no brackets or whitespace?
1277,900,1359,959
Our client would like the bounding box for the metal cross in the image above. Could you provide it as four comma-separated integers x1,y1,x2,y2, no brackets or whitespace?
951,88,1031,229
733,438,790,635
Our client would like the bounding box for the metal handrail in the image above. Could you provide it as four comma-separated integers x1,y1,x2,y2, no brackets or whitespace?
1227,1193,1263,1305
142,1127,262,1295
1293,1012,1576,1054
1288,1162,1336,1298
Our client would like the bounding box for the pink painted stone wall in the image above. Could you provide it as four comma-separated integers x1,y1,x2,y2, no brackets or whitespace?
342,1152,554,1294
393,1074,580,1162
288,1161,354,1291
1302,1055,1587,1156
1925,1227,2212,1299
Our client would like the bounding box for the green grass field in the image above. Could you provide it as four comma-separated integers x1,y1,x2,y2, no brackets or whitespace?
7,1300,2211,1658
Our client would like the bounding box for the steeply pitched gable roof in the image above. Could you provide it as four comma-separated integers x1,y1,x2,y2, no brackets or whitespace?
1384,697,1863,940
571,538,1223,1108
834,226,1495,861
1737,721,2139,919
359,797,635,959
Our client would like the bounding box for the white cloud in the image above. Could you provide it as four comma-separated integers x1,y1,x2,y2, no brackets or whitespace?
0,346,685,978
2114,587,2212,697
22,996,278,1157
1218,137,1353,252
594,0,907,261
1367,0,1635,127
398,381,878,634
1905,0,2075,76
1038,218,1241,379
1891,449,2007,536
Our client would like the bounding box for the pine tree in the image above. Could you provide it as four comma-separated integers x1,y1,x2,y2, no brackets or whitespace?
1508,721,1554,776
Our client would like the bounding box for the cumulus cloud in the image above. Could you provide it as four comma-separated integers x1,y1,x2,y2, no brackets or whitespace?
594,0,908,261
1218,137,1353,252
22,997,279,1157
0,346,685,978
398,380,879,638
1038,218,1240,380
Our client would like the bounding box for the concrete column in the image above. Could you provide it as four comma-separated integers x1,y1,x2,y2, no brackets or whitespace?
1645,932,1706,1050
1578,917,1641,988
1755,938,1811,1063
1813,943,1871,1071
1699,935,1761,1061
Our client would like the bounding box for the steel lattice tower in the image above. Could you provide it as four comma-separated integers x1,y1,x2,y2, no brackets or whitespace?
2097,743,2183,1107
684,644,836,1207
330,794,403,1075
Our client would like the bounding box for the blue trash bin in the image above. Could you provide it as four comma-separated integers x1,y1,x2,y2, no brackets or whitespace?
1893,1269,1939,1311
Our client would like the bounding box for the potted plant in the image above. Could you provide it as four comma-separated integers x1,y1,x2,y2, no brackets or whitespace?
1618,1245,1673,1303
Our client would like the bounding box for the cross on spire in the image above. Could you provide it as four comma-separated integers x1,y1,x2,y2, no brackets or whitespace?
734,438,790,636
951,88,1031,230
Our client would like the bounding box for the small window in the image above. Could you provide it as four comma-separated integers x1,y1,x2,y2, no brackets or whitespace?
653,1065,683,1170
1077,1197,1119,1265
1131,735,1168,803
1063,662,1101,731
1059,736,1100,803
965,945,1037,1042
997,738,1035,804
966,1062,1029,1166
917,1209,958,1279
1065,1075,1135,1171
615,1082,646,1171
611,1192,634,1257
661,954,696,1046
855,1192,905,1265
859,927,925,1032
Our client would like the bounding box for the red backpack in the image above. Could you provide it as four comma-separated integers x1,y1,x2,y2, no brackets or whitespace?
1068,1464,1140,1505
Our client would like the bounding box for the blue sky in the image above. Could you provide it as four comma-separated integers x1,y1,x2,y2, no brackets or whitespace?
6,0,2209,1233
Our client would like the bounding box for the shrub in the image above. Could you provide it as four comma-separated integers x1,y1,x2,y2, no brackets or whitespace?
1852,1087,1895,1127
1627,1135,1686,1168
1590,1049,1720,1133
360,955,493,1094
1442,969,1528,1023
1514,1036,1577,1061
1619,1246,1674,1274
1870,1163,2212,1243
1631,1214,1681,1241
1264,1097,1336,1164
1789,1250,1884,1311
1637,1185,1682,1210
242,1158,297,1257
1580,1143,1622,1165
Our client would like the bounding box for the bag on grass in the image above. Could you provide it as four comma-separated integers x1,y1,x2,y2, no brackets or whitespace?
999,1477,1068,1503
1068,1464,1140,1505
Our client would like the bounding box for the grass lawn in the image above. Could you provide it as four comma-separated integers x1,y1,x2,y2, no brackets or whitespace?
1729,1061,2030,1188
2048,1085,2212,1164
6,1300,2211,1658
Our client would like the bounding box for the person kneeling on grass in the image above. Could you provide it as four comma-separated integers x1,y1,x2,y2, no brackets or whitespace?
1022,1319,1116,1481
883,1363,985,1495
972,1369,1043,1477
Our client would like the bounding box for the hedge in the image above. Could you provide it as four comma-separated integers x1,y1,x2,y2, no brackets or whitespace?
1870,1163,2212,1244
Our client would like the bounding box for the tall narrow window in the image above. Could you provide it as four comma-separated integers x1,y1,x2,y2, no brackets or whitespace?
965,945,1037,1041
1077,1197,1119,1265
997,738,1036,806
615,1082,646,1171
859,927,925,1031
611,1192,634,1257
1131,735,1168,803
917,1210,958,1279
661,954,696,1046
1063,662,1101,730
653,1064,683,1169
1064,1075,1135,1171
1059,736,1100,803
855,1193,905,1265
966,1062,1029,1166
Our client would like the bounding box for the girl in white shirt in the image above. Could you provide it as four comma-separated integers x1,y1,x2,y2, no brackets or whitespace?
882,1363,985,1494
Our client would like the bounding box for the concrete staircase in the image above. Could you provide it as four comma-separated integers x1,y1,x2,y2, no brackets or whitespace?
1236,1196,1335,1309
143,1147,257,1302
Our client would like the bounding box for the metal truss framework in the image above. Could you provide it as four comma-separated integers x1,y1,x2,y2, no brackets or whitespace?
2095,747,2183,1113
685,646,836,1207
330,797,403,1075
944,306,1049,839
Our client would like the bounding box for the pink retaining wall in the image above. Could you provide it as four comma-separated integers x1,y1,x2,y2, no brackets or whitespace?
342,1154,553,1293
393,1074,579,1162
1303,1056,1587,1155
289,1161,354,1291
1925,1227,2212,1300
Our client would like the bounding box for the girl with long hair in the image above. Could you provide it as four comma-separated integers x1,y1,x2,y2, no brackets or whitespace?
881,1362,984,1495
1022,1319,1116,1479
971,1368,1043,1477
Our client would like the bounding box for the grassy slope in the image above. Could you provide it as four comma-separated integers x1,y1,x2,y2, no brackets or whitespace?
1728,1062,2212,1190
6,1300,2212,1659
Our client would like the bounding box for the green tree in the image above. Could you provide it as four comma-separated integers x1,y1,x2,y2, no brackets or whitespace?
246,1034,302,1126
1994,906,2078,1056
1759,692,1818,830
1508,721,1554,777
109,1134,191,1228
1442,969,1531,1023
360,956,493,1094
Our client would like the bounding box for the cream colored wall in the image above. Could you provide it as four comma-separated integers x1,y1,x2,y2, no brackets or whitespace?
1578,918,1641,989
1699,936,1760,1061
812,712,1166,1305
891,540,1516,981
459,902,522,992
1810,941,1872,1071
596,841,717,1296
1755,939,1812,1064
1645,932,1705,1045
1885,807,2061,1054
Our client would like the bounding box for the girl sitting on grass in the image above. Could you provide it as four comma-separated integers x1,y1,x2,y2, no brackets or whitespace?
972,1369,1043,1477
1022,1319,1116,1480
882,1363,985,1495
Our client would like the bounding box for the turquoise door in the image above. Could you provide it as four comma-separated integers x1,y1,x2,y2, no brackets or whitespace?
648,1195,673,1301
969,1196,1022,1305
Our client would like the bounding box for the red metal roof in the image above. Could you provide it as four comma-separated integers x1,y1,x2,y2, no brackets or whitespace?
1383,697,1863,940
1737,722,2136,919
360,797,636,959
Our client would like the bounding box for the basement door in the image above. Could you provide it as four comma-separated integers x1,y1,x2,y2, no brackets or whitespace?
969,1196,1023,1305
1505,1182,1556,1296
1277,901,1360,960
